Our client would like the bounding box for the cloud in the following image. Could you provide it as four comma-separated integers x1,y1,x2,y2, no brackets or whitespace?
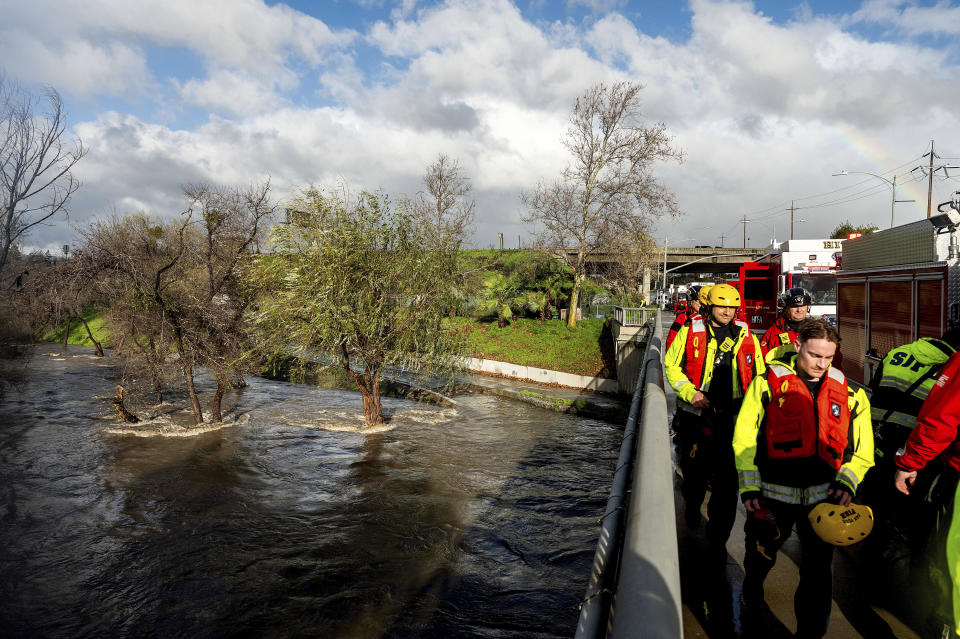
177,69,286,116
851,0,960,36
0,32,153,97
3,0,355,110
7,0,960,256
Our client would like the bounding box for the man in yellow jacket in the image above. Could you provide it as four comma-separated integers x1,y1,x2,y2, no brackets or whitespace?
665,283,764,563
733,317,874,638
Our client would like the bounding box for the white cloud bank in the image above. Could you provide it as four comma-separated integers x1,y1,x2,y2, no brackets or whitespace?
4,0,960,253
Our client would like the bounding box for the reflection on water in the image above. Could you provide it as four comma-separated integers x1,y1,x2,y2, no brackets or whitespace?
0,345,622,638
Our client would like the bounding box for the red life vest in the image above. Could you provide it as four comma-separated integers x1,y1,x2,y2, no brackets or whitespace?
764,364,850,470
760,316,798,357
682,319,759,393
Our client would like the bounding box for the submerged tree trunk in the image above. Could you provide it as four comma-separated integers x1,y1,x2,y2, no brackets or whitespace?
211,380,225,423
341,346,384,427
112,385,139,423
78,317,104,356
175,330,204,425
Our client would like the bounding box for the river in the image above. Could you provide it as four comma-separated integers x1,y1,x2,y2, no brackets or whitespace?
0,344,623,638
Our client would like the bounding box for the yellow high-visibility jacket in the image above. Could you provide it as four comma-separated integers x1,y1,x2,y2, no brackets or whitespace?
733,352,875,505
664,319,764,415
947,484,960,634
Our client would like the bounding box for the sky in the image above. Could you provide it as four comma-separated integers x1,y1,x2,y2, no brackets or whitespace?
3,0,960,254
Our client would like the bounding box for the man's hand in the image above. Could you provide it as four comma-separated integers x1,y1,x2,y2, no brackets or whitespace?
895,469,917,495
690,392,710,409
743,498,762,513
827,484,853,506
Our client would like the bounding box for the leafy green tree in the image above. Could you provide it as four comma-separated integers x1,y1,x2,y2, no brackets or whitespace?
830,220,879,239
252,187,463,427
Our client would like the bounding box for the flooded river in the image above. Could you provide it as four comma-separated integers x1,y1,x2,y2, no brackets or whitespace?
0,345,622,638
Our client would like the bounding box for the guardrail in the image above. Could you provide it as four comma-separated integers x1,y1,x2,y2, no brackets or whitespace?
613,306,651,326
609,310,682,638
575,310,682,638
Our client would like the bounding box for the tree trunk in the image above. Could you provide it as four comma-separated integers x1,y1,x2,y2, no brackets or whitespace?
79,317,104,356
497,306,506,329
211,381,225,423
567,276,582,328
62,317,71,347
144,336,163,404
175,331,204,425
341,349,384,427
112,385,139,423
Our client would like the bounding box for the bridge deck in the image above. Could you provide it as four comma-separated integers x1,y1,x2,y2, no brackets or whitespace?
659,313,923,638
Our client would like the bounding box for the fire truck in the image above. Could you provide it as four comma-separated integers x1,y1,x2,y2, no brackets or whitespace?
836,197,960,386
734,239,843,332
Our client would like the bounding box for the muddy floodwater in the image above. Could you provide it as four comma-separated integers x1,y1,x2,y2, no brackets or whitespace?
0,345,622,638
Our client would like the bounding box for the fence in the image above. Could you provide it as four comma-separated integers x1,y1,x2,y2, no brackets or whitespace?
613,306,650,326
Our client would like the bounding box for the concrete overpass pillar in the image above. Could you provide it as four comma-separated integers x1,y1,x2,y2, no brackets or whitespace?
642,268,651,304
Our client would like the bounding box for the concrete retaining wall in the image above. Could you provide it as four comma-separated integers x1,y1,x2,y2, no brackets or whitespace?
464,357,620,394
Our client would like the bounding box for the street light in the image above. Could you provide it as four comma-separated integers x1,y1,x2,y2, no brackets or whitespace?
832,170,916,229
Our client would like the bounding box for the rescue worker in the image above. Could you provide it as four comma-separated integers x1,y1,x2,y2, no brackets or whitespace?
895,348,960,638
733,317,874,638
862,328,960,612
759,287,811,361
665,283,763,560
945,482,960,636
666,284,710,351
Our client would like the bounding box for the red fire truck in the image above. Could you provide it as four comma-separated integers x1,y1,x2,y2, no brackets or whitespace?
836,199,960,385
734,239,843,332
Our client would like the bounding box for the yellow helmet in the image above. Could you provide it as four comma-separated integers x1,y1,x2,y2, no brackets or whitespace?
707,283,741,308
698,285,713,306
808,502,874,546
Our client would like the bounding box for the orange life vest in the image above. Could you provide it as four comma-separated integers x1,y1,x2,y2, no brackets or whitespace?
764,364,850,470
682,319,759,393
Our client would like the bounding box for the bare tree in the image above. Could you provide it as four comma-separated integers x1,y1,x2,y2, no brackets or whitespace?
1,78,85,272
522,82,682,327
415,153,475,244
604,221,660,302
76,181,273,426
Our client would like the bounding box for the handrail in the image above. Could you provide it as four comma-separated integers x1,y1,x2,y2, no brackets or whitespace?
613,306,649,327
608,310,682,638
574,311,655,638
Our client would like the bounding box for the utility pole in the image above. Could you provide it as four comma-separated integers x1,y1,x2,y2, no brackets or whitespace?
926,140,935,218
786,200,795,240
911,141,959,218
720,233,725,248
740,215,748,249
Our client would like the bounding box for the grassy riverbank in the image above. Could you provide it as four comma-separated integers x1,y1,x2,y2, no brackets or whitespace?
42,308,111,347
451,316,616,378
40,310,616,379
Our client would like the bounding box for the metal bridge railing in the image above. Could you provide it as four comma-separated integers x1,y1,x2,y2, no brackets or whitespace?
575,310,682,639
613,306,650,326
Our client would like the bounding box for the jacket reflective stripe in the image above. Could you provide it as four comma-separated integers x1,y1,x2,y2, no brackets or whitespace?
758,481,831,505
870,407,917,429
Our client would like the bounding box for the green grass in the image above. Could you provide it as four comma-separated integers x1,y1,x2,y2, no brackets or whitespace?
43,308,111,347
451,316,616,378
